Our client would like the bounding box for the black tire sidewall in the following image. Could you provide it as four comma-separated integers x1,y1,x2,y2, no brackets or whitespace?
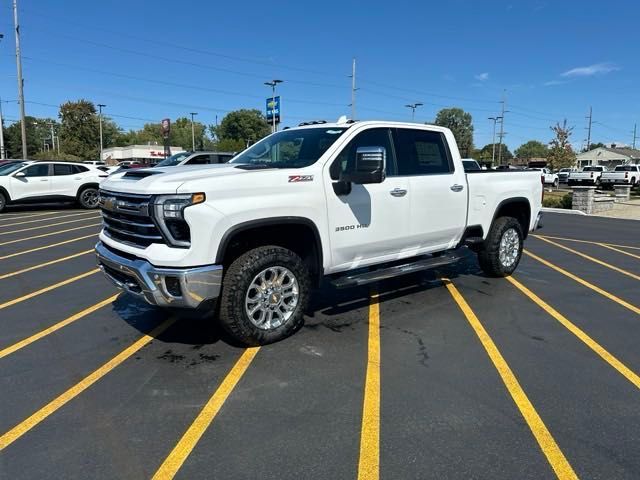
0,193,6,212
218,246,310,346
478,217,524,277
78,187,99,209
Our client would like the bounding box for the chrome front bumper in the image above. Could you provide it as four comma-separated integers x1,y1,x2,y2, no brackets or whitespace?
95,241,223,308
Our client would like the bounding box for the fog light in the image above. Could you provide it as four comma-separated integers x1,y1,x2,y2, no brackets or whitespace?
164,276,182,297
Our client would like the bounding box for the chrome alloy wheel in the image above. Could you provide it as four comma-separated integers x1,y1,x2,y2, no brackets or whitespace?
498,228,520,268
82,189,100,208
245,266,299,330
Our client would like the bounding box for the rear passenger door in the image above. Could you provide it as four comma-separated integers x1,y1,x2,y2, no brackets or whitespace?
50,163,86,197
392,128,467,252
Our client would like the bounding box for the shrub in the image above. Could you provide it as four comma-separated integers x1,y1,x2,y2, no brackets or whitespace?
543,193,572,209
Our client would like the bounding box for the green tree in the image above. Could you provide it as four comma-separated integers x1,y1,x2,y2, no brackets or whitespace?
433,107,474,157
585,142,605,152
547,120,576,170
476,143,512,164
215,138,245,152
212,109,271,146
514,140,549,160
119,118,211,151
4,116,58,158
59,99,101,159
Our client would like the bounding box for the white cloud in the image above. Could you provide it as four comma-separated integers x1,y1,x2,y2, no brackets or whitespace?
543,79,570,87
474,72,489,81
561,62,620,77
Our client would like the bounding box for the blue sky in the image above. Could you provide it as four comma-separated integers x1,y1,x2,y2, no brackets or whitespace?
0,0,638,151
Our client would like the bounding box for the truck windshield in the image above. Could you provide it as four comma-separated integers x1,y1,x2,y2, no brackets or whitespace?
614,166,636,171
156,152,191,167
230,127,348,168
583,166,602,171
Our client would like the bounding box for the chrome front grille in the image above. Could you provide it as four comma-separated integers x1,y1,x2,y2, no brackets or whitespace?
99,190,165,248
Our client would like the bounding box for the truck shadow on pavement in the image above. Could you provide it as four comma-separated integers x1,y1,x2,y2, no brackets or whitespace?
110,254,486,348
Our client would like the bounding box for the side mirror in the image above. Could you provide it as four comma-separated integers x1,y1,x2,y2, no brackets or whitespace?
14,172,26,178
341,146,386,184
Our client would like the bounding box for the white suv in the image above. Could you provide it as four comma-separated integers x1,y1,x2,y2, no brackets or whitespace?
0,161,106,212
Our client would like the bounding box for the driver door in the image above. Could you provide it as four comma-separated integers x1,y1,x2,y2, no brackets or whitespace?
10,163,51,201
324,127,410,272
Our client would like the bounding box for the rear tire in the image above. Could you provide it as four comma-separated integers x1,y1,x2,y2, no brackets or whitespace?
477,217,523,277
78,186,100,209
0,192,6,213
218,246,310,346
553,179,559,188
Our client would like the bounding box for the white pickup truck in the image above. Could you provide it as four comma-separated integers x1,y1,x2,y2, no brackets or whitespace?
568,165,607,186
528,168,559,187
600,165,640,187
95,120,543,345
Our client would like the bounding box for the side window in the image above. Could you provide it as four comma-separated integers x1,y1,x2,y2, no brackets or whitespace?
186,155,209,165
330,128,395,180
393,129,453,176
22,164,50,177
73,165,89,173
54,164,74,176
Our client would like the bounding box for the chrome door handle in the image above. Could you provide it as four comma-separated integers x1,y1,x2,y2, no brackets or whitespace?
390,188,407,197
40,179,49,182
450,184,464,192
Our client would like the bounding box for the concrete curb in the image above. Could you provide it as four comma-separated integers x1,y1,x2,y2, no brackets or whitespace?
541,207,586,215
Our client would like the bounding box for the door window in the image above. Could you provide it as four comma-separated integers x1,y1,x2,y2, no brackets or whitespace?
54,164,75,176
393,129,453,176
330,128,395,180
22,164,50,177
186,155,211,165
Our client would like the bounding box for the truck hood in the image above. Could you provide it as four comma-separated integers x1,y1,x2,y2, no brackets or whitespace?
100,164,267,194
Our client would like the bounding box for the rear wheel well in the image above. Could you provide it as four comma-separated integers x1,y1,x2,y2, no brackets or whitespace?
0,186,9,202
76,183,99,198
218,220,323,286
493,198,531,238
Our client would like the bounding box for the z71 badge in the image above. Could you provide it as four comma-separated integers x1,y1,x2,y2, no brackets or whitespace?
288,175,314,183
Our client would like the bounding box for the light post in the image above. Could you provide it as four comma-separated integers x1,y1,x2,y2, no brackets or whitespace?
97,103,106,161
264,80,283,133
405,103,423,122
189,112,198,151
488,116,502,165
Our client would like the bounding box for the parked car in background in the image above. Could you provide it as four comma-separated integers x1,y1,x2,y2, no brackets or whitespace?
600,165,640,187
0,161,107,212
568,166,607,186
83,161,106,166
557,167,576,183
528,168,559,187
154,151,236,168
462,158,481,172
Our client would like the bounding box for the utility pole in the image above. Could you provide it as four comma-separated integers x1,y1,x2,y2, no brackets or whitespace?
585,106,592,152
189,112,198,151
632,123,637,150
405,103,423,122
97,103,106,161
488,116,502,165
13,0,27,159
0,97,5,160
349,58,358,120
497,90,507,165
49,121,55,154
264,80,283,133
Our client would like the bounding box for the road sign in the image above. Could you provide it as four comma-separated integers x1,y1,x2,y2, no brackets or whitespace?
266,96,281,124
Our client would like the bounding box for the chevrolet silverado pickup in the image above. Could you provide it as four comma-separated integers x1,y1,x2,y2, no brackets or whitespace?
600,165,640,187
568,165,607,186
95,120,543,345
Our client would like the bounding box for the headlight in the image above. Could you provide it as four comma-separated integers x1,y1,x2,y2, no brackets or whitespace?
152,193,205,247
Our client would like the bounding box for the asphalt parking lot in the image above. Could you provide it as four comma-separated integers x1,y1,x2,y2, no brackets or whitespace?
0,206,639,479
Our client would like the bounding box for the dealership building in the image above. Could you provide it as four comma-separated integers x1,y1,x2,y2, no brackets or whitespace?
101,145,186,165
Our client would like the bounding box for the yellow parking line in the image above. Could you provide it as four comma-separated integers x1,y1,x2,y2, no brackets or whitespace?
0,234,97,260
357,292,380,480
524,250,640,316
0,222,101,247
0,295,117,359
0,269,99,310
0,250,94,280
535,236,640,282
0,216,101,236
597,243,640,261
0,318,175,451
443,279,577,480
535,234,640,251
151,347,260,479
507,276,640,389
0,211,98,229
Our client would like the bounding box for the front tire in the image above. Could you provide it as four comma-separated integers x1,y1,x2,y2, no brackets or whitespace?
218,246,310,346
78,186,100,209
477,217,523,277
0,192,6,213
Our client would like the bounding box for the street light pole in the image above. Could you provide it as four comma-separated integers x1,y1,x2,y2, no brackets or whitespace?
13,0,27,159
189,112,198,151
405,103,423,122
264,80,283,133
0,97,5,160
97,104,106,161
